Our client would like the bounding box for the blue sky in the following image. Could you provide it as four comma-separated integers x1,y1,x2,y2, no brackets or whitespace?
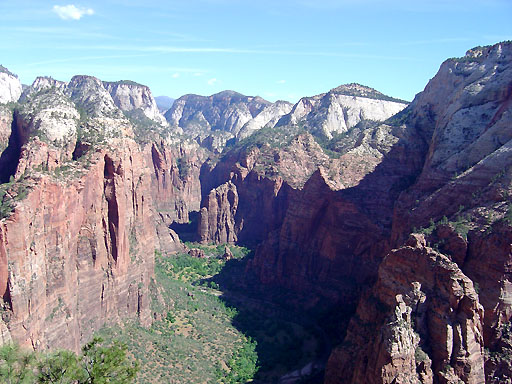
1,0,511,103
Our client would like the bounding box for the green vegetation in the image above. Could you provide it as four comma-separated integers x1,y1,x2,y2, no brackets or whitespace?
97,246,258,383
0,65,17,78
98,244,323,383
330,83,409,104
0,337,138,384
415,208,470,240
104,80,145,87
0,175,32,220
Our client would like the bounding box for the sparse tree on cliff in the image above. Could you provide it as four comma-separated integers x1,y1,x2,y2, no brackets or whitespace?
37,350,84,384
78,337,138,384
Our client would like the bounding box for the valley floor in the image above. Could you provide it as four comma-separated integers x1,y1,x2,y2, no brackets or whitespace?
97,244,328,384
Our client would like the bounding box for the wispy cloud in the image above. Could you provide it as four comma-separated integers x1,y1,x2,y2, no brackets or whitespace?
59,44,418,61
395,37,472,46
172,73,180,78
25,54,151,67
277,80,286,84
53,5,94,20
207,78,218,86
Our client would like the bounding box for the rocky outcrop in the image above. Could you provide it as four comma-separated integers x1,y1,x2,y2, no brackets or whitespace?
164,91,292,152
324,41,512,384
23,77,67,97
325,234,485,384
237,100,293,140
392,42,512,243
165,91,270,138
0,139,157,352
276,83,408,138
147,139,205,224
0,73,187,352
0,66,22,104
104,81,167,125
15,87,79,162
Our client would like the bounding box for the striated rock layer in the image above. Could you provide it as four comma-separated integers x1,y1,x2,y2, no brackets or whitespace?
0,66,22,104
0,140,157,352
0,73,188,352
324,41,512,384
325,234,486,384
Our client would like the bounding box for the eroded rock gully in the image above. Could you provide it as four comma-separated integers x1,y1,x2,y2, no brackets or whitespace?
0,75,197,351
195,42,512,383
0,41,510,384
0,139,156,351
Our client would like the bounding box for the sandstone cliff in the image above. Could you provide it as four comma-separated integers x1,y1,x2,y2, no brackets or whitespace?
165,91,292,152
0,66,22,104
0,73,186,352
275,83,408,138
324,41,512,384
197,101,422,308
193,42,512,383
103,80,167,125
325,234,485,384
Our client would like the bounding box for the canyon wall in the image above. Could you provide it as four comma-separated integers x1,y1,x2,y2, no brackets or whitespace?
324,41,512,384
0,73,190,351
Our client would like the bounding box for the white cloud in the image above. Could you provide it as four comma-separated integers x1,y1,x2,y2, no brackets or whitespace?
53,5,94,20
172,73,180,78
193,72,203,77
207,78,217,86
277,79,286,84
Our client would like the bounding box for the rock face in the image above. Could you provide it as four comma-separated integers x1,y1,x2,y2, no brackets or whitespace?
148,138,205,224
325,234,485,384
0,66,22,104
0,140,157,352
104,81,167,125
0,72,186,352
237,100,293,140
165,91,292,152
165,91,270,137
193,42,512,383
324,41,512,384
276,83,408,138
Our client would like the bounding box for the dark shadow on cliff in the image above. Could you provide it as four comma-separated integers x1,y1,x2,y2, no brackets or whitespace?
193,111,434,382
198,252,354,383
169,211,200,242
0,112,23,183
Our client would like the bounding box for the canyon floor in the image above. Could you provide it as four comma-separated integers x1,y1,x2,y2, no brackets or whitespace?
97,242,332,383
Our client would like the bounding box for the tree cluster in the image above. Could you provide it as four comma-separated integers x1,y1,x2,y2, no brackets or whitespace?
0,337,138,384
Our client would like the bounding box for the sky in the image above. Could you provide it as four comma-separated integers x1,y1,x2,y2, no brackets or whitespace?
1,1,511,103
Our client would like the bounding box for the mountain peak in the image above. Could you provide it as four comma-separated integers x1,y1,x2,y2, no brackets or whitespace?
330,83,409,104
0,65,18,79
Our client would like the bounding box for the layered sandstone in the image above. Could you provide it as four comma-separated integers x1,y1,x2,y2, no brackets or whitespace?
103,81,167,125
275,83,408,139
0,66,22,104
325,234,485,384
325,41,512,384
147,138,205,224
0,73,184,352
0,140,157,352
